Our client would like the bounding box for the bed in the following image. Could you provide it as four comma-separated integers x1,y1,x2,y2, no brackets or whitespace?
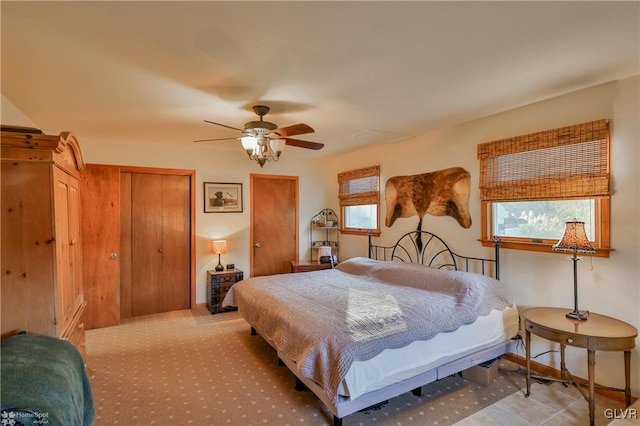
223,231,518,425
0,334,95,426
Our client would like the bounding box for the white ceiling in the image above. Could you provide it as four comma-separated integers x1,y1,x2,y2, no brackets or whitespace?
1,1,638,157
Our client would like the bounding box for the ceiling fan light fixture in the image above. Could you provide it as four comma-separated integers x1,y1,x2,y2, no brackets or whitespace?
240,135,283,168
197,104,323,166
241,136,258,153
244,120,277,131
270,138,286,157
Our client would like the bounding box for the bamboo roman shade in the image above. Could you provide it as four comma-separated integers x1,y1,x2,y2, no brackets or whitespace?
477,119,609,202
338,165,380,206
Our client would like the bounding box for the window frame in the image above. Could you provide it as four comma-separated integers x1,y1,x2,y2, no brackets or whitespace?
337,165,381,236
477,120,611,257
480,198,611,257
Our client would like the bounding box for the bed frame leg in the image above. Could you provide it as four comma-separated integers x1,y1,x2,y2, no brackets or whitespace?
295,377,307,391
333,415,343,426
250,327,256,336
411,386,423,397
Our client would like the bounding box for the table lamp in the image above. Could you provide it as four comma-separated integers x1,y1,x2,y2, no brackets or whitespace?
318,245,332,264
212,240,227,272
552,221,596,320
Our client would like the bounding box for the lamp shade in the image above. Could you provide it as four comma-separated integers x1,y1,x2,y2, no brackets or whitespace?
269,139,286,157
318,246,332,258
212,239,227,254
552,221,596,254
241,136,258,154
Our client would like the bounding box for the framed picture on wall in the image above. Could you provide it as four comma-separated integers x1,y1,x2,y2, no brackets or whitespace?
204,182,243,213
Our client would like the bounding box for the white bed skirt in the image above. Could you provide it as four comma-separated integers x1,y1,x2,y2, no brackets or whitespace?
338,305,519,399
225,286,520,402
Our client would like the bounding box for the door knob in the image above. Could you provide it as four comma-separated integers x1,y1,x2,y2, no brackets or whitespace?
254,242,261,248
110,252,119,259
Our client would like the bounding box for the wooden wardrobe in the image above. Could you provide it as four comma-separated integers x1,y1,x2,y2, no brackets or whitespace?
1,128,87,360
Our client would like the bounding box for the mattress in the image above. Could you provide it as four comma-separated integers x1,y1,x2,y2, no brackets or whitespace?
225,257,517,405
338,304,519,399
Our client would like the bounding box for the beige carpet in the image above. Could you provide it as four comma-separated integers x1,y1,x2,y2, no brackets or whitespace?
85,307,605,425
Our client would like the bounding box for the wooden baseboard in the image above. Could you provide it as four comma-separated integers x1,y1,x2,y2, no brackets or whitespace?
503,353,637,405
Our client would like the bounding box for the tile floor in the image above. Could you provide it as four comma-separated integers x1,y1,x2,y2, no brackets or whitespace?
454,379,631,426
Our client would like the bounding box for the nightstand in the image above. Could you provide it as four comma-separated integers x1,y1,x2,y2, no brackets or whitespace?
207,269,243,314
290,260,334,273
522,307,637,426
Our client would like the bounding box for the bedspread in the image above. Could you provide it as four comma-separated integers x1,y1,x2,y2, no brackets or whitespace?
1,334,94,426
233,257,514,404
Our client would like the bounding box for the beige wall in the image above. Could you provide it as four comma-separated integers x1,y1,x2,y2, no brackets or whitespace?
82,138,331,304
3,76,638,395
1,94,38,127
326,76,640,396
0,94,329,304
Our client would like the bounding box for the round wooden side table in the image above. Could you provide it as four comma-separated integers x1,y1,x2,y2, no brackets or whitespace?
522,307,637,426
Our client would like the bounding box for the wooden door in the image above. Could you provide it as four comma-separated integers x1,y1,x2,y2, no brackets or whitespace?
67,172,83,320
130,173,163,316
80,164,121,329
128,173,191,316
120,173,132,319
160,175,191,311
53,166,73,334
82,165,194,325
250,174,298,277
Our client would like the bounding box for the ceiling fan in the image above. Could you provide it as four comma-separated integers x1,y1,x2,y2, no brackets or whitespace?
194,105,324,151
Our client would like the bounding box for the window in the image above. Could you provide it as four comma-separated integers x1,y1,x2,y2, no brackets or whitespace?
477,119,611,257
338,165,380,236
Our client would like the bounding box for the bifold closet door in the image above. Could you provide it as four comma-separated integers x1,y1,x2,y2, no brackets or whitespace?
125,172,190,317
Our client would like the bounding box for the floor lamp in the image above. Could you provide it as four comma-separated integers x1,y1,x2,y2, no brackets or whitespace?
552,221,596,321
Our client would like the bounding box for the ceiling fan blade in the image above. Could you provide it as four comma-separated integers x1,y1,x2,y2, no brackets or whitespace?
204,120,243,132
285,138,324,150
193,137,237,143
273,123,314,138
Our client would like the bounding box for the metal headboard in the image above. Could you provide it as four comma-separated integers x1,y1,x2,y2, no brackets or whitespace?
368,230,501,279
